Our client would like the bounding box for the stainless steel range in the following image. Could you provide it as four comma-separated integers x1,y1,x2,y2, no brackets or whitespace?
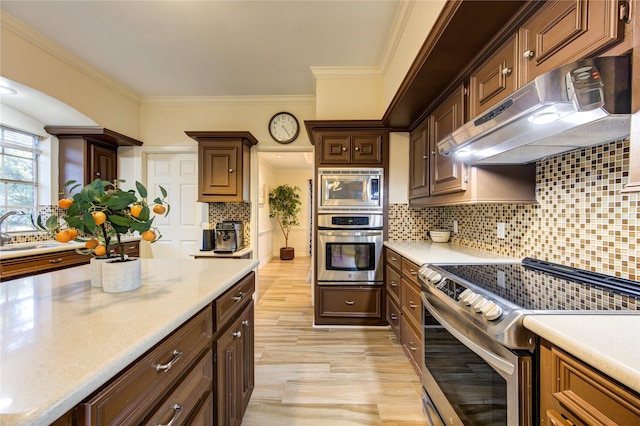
417,258,640,426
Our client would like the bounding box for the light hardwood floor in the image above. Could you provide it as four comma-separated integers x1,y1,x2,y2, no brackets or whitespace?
242,257,428,425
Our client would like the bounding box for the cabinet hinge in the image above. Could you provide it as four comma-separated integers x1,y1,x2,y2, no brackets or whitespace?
620,1,632,24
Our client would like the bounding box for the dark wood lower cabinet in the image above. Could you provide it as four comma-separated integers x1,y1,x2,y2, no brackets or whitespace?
214,301,255,426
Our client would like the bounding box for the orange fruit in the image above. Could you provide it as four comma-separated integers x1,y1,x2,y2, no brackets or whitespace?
153,205,166,215
94,245,107,256
141,230,156,242
92,211,107,225
58,198,73,209
67,229,78,240
55,230,72,243
85,239,99,249
130,204,143,218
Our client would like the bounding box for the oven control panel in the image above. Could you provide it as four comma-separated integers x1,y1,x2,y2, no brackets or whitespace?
418,265,503,321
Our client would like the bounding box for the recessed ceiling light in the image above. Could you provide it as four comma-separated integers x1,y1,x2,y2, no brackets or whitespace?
0,86,17,95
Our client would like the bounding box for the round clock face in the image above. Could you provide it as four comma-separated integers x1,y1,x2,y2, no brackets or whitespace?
269,112,299,144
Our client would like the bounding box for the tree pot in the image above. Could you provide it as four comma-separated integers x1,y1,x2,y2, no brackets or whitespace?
280,247,295,260
101,258,142,293
90,254,127,288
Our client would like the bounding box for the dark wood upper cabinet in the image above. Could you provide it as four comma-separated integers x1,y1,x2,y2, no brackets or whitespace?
185,131,258,203
45,126,143,189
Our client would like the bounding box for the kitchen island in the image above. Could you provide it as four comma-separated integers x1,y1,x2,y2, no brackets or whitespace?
0,258,258,425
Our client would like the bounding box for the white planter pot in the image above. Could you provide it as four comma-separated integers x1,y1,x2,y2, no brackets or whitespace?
90,255,128,288
101,258,141,293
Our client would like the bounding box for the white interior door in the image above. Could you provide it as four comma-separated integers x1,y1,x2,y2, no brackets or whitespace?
144,153,204,259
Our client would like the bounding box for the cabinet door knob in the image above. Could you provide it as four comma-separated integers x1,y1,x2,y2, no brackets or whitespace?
229,168,234,173
355,147,360,151
423,155,429,160
232,331,242,338
501,67,512,76
342,147,347,152
523,50,535,58
95,172,101,177
431,151,436,156
242,320,249,326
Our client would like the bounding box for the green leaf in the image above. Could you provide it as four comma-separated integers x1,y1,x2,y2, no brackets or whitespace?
109,215,133,226
159,185,167,198
136,181,147,198
45,215,59,230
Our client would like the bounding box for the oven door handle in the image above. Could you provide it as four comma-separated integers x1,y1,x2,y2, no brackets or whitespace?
422,294,516,377
317,230,382,237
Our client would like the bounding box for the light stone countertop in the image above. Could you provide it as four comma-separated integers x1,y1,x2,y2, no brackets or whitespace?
0,258,259,426
384,240,521,265
524,315,640,393
0,237,142,260
190,247,253,258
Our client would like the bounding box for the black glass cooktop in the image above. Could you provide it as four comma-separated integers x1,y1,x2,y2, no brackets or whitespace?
434,258,640,312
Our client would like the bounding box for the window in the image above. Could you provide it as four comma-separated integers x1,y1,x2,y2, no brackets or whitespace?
0,126,40,232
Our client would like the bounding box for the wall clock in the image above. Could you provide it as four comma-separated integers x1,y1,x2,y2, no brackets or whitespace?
268,112,299,144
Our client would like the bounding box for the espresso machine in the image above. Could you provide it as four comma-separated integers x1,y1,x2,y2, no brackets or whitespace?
214,221,244,253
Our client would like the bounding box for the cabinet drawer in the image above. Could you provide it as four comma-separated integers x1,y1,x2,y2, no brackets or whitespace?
0,249,89,281
386,297,401,341
318,286,383,318
385,248,402,272
544,341,640,425
401,258,420,287
144,350,213,426
109,240,140,257
401,279,422,330
385,264,401,304
79,307,212,425
214,271,255,332
187,391,213,426
400,317,422,376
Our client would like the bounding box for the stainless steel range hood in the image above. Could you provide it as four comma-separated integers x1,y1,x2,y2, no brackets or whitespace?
437,56,631,165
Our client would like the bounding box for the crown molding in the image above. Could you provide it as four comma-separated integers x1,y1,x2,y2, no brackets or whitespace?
378,0,415,75
140,94,316,106
310,66,383,79
1,12,141,104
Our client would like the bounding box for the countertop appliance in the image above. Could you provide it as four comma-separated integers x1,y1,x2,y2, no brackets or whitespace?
318,168,383,213
316,213,383,284
437,55,631,165
417,258,640,425
214,221,243,253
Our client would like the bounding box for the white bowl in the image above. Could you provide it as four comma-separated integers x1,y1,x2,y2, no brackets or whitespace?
429,229,451,243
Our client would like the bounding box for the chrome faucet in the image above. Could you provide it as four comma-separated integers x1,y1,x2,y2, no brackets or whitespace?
0,210,26,246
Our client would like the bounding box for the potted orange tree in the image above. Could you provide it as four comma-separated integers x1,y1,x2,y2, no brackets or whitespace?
268,184,301,260
35,178,169,292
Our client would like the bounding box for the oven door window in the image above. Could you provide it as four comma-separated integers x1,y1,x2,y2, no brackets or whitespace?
325,242,375,271
424,313,507,425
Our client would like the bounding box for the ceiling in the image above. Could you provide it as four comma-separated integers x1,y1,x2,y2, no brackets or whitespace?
0,0,403,98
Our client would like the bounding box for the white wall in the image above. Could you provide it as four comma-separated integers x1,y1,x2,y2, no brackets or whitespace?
271,170,313,258
388,132,410,204
257,157,276,267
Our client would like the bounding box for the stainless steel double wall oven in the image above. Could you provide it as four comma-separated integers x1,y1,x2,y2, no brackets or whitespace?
316,168,384,286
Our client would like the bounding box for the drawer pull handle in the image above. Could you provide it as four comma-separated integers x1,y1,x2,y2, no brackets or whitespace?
49,258,63,264
390,281,398,287
410,270,417,276
391,256,398,261
390,313,398,320
232,291,245,302
345,300,356,305
159,403,183,426
409,301,418,309
233,331,242,338
156,350,183,372
409,342,417,351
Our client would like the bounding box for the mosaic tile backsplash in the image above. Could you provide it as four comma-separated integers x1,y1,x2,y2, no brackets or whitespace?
208,202,252,247
389,140,639,281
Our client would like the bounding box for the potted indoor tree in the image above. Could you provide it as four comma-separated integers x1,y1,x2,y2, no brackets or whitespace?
268,184,301,260
35,178,169,292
